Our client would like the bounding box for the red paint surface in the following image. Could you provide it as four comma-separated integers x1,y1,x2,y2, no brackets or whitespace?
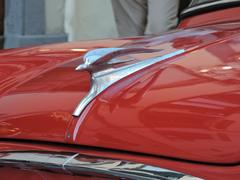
179,7,240,29
0,22,240,177
0,39,132,142
69,24,240,164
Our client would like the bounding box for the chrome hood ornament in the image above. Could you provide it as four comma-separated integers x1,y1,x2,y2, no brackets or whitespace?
73,47,185,117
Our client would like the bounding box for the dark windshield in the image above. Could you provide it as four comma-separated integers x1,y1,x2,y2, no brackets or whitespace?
181,0,240,18
189,0,221,7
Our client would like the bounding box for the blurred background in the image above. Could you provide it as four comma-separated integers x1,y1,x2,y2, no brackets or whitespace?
1,0,119,49
0,0,192,49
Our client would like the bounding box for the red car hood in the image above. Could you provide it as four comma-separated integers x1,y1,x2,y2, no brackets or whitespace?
1,23,240,164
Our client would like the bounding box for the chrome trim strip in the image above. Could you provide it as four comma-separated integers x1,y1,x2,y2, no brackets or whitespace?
73,48,185,117
0,151,201,180
181,0,240,16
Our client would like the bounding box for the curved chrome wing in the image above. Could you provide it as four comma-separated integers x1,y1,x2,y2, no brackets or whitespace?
73,48,185,117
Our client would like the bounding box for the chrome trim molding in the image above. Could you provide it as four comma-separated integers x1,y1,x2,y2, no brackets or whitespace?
0,151,201,180
73,48,185,117
181,0,240,17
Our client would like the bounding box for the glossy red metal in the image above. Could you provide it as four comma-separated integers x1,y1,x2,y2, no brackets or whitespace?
0,14,240,180
179,7,240,29
0,39,131,142
68,23,240,164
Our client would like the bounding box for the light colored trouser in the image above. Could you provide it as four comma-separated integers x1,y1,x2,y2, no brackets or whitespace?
111,0,179,37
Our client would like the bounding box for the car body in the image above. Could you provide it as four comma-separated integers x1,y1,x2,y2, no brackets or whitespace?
0,0,240,179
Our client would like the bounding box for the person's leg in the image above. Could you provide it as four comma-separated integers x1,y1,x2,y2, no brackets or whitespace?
145,0,179,35
111,0,147,37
